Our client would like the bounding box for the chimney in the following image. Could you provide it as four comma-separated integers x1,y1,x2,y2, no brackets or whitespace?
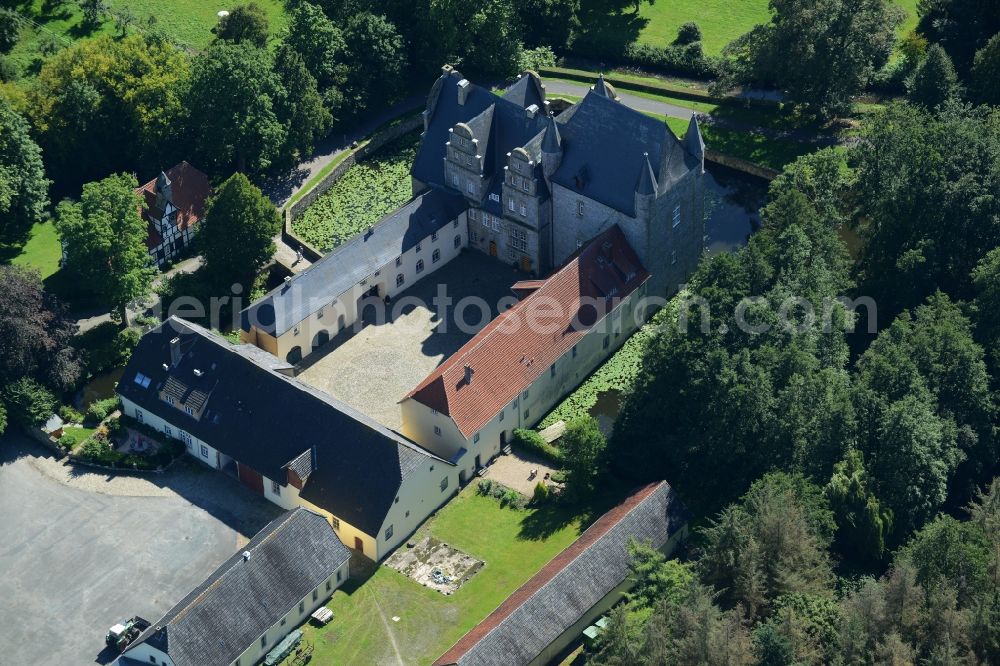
169,336,182,367
464,364,474,384
193,369,203,378
242,551,251,562
525,103,539,119
457,79,471,106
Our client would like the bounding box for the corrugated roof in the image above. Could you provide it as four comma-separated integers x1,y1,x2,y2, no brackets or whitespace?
126,508,350,666
118,317,450,535
433,481,690,666
406,226,648,437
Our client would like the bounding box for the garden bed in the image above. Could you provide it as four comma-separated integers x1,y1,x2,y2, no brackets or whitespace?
290,131,421,253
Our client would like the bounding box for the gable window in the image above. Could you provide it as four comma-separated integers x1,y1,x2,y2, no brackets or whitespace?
271,480,281,496
432,249,441,264
331,516,340,530
395,256,402,267
415,243,422,253
396,274,405,287
416,259,425,274
318,307,325,319
576,200,584,216
431,232,438,242
454,235,461,248
385,525,394,540
672,204,681,227
440,476,449,492
453,218,459,228
293,326,301,336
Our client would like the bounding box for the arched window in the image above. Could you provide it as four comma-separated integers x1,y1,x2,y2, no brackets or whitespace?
396,273,404,287
416,259,425,274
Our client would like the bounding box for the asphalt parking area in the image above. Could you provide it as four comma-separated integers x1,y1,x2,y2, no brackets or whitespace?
0,435,281,665
297,251,527,429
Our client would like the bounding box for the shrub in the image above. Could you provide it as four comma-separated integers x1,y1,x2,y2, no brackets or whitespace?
477,478,494,496
500,488,527,510
622,42,720,79
513,428,562,464
675,22,702,46
4,377,57,427
59,432,79,450
533,481,550,503
519,45,556,72
84,396,120,425
59,405,84,424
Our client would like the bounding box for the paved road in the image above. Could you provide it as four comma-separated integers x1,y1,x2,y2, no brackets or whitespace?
0,434,280,665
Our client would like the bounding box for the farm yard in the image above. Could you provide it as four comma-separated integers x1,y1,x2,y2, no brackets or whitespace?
290,132,421,253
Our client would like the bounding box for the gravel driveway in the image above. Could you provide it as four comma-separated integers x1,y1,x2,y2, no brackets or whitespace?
0,434,281,665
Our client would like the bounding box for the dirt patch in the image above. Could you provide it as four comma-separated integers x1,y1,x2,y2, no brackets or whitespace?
384,536,484,595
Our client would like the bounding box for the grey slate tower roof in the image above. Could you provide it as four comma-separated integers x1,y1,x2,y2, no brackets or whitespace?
503,71,546,110
125,508,350,666
591,73,618,100
118,317,449,535
433,481,690,666
635,152,657,196
540,113,561,153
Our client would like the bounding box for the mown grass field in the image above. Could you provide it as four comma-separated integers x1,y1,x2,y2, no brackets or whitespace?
9,220,61,279
293,487,596,665
106,0,288,49
630,0,920,55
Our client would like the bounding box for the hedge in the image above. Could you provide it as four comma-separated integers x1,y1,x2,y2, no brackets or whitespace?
512,428,563,465
538,65,782,111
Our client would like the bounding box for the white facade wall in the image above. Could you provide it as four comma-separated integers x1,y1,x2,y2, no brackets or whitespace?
376,455,460,559
120,396,221,470
401,286,647,480
274,212,468,363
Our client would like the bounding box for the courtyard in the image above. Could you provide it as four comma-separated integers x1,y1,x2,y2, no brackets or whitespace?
297,251,528,429
0,433,282,665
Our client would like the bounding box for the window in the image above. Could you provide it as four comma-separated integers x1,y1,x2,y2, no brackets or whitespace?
603,336,610,349
185,406,195,416
395,256,402,267
166,395,175,406
431,232,438,242
164,425,172,437
432,249,441,264
312,589,318,602
416,259,425,274
454,235,462,248
149,657,156,664
181,431,192,449
134,409,143,423
520,203,527,216
499,410,504,422
271,480,281,496
300,601,305,614
522,389,529,400
331,517,340,530
467,181,475,194
280,617,287,627
326,580,331,592
508,198,516,212
470,230,478,243
385,525,394,540
261,635,267,649
453,219,459,228
396,273,405,287
293,326,300,336
200,445,209,458
672,204,681,227
508,225,527,252
452,173,459,186
415,243,422,253
577,200,584,216
482,215,489,228
524,409,529,420
440,476,449,492
337,570,343,582
133,372,152,388
474,432,480,443
550,363,556,378
434,426,442,436
572,345,578,358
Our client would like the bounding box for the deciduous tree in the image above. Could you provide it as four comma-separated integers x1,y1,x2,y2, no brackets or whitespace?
0,99,49,246
560,416,606,502
907,43,962,109
212,2,270,47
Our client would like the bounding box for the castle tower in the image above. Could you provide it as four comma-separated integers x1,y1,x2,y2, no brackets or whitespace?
685,114,706,174
540,114,562,182
591,73,619,101
634,152,657,222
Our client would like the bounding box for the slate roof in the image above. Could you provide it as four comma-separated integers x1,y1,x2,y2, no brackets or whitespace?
136,161,210,250
126,508,350,666
551,91,697,216
433,481,690,666
503,72,546,110
118,317,449,535
240,188,467,337
406,226,649,438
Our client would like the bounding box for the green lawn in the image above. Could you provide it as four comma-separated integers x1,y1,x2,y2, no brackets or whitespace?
630,0,920,55
296,488,599,665
106,0,288,49
10,220,62,279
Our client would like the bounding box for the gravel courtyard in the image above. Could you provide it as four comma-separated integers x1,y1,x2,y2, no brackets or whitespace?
0,434,282,665
297,251,527,429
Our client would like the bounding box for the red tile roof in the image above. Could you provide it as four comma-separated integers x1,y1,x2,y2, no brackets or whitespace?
406,225,648,438
433,481,668,665
137,161,210,249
